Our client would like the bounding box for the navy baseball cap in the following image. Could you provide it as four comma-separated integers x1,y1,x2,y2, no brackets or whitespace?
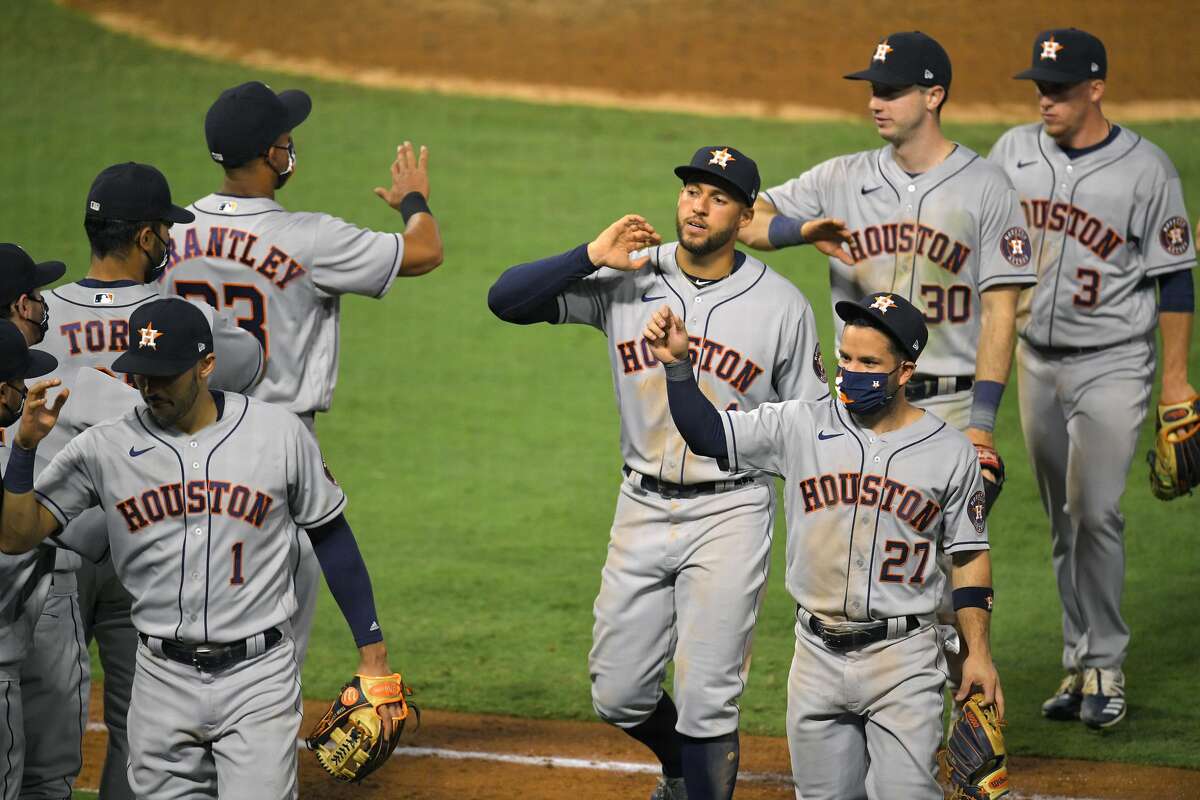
112,298,213,377
0,243,66,305
836,292,929,358
85,163,194,225
1015,28,1107,83
674,146,760,206
0,320,56,382
844,31,952,90
206,81,312,168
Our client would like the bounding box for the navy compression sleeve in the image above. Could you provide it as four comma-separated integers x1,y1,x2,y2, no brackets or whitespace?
307,514,383,647
487,243,597,324
664,360,728,461
1158,268,1195,313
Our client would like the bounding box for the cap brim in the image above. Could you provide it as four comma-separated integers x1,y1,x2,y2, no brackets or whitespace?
673,166,753,205
279,89,312,130
164,204,195,224
23,349,57,379
834,300,868,323
33,260,66,289
111,350,200,377
843,67,913,87
1013,66,1086,82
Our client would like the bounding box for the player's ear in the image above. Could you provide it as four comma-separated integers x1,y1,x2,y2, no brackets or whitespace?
197,353,216,381
925,86,945,114
896,359,917,386
738,203,754,229
1088,79,1105,104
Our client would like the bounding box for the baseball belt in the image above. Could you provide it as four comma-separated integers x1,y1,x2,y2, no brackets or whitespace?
623,466,757,499
1022,335,1139,358
797,606,921,651
139,626,283,671
905,375,974,402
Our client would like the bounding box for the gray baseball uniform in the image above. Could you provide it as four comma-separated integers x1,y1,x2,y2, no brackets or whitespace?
11,282,263,800
990,123,1196,670
162,193,407,671
762,144,1037,426
721,396,988,799
34,391,345,799
553,243,827,738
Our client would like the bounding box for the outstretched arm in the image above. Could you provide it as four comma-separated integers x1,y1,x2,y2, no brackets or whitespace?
643,305,727,461
1,380,69,555
374,142,444,276
738,197,854,265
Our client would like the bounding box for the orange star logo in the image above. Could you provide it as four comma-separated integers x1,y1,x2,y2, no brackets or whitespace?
138,323,163,350
870,295,897,313
1040,36,1064,61
708,148,736,169
873,42,893,62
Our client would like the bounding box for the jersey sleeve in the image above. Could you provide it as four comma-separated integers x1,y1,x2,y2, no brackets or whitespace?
760,161,829,220
310,213,405,299
721,400,808,476
286,417,348,529
939,442,990,554
187,301,265,394
772,300,830,402
33,433,101,531
1132,172,1196,278
976,173,1037,291
556,267,627,332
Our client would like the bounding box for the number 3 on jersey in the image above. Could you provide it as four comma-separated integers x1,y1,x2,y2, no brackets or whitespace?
176,281,269,355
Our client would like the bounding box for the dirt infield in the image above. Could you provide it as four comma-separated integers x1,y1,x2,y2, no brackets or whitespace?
64,0,1200,122
76,684,1199,799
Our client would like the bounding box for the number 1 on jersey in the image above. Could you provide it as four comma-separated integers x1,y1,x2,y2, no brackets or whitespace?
230,541,245,586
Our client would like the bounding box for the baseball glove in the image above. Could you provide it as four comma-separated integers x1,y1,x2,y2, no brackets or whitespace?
945,693,1009,799
305,673,417,783
974,444,1005,516
1147,395,1200,501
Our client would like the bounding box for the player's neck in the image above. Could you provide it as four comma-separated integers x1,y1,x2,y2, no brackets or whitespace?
676,243,735,282
87,255,144,284
220,174,276,200
173,390,219,435
1055,110,1110,151
889,126,954,175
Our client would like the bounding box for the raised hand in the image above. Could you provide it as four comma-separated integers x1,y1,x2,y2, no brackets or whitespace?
642,304,690,364
15,379,68,450
374,141,431,208
803,218,855,266
587,214,662,271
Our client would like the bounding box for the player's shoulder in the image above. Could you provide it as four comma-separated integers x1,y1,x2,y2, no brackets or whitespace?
813,148,881,178
46,280,158,311
992,122,1042,152
1116,126,1182,178
238,394,310,433
917,411,977,458
187,193,289,220
744,253,814,308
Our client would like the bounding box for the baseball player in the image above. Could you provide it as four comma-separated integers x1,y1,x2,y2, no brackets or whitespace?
161,80,444,673
2,163,266,800
738,30,1033,709
0,298,406,799
488,146,829,799
645,291,1002,799
0,320,59,800
991,28,1196,729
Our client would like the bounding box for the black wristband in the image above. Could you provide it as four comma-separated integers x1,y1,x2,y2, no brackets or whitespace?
952,586,994,612
4,442,37,494
663,359,694,381
399,191,431,223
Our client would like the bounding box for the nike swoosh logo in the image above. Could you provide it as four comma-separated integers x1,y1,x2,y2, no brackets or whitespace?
129,445,155,457
860,186,881,195
641,293,666,302
817,431,844,441
1017,160,1038,169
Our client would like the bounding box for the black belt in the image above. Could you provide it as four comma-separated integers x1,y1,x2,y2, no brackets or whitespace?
807,614,919,652
1022,336,1137,358
623,466,756,499
905,375,973,402
140,627,283,671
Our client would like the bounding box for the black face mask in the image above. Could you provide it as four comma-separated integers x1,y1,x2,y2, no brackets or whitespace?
141,228,171,284
24,300,49,341
271,140,296,190
0,382,27,427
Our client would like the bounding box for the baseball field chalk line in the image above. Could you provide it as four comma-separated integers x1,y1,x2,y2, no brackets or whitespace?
82,721,1101,800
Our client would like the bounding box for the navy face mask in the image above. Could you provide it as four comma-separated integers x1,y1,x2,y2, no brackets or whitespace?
835,364,903,415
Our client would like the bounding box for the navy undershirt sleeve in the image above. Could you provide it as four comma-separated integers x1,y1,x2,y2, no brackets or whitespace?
1158,268,1195,313
664,360,728,461
487,243,597,324
307,513,383,647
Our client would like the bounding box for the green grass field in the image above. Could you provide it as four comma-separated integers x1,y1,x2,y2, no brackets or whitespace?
6,0,1199,774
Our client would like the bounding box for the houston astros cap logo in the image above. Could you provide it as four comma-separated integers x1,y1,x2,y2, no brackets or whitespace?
708,148,735,169
1040,36,1064,61
138,323,163,350
870,295,897,313
873,41,893,62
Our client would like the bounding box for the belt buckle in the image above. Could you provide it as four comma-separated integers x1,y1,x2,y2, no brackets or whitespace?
819,628,854,651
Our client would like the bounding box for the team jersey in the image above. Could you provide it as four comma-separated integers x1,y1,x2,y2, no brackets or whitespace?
34,393,345,643
763,144,1037,376
722,398,988,622
162,194,406,415
559,242,828,485
989,124,1196,348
